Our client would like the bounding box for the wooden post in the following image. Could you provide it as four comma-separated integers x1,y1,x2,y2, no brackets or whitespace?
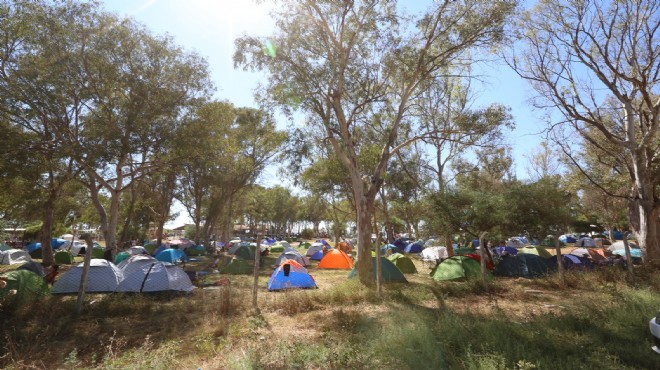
374,216,382,296
251,223,261,314
75,233,94,315
622,233,634,281
478,231,489,292
555,235,564,285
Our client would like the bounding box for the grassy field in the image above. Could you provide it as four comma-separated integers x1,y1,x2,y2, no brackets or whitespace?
1,245,659,369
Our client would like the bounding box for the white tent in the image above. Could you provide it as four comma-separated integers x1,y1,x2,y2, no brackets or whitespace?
0,249,31,265
420,246,448,261
305,242,324,257
128,246,148,255
51,259,123,294
273,241,292,249
274,249,309,267
117,259,194,293
117,255,157,270
59,234,74,241
506,237,527,248
607,240,639,252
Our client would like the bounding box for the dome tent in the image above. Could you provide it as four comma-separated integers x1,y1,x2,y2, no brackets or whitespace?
0,270,49,305
0,249,31,265
52,259,124,294
430,256,488,281
117,258,194,293
267,260,317,291
387,253,417,274
494,254,549,278
219,258,253,275
318,249,354,269
348,257,407,283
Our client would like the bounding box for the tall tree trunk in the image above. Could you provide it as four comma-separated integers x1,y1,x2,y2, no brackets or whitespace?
119,184,138,245
478,232,489,292
356,191,375,286
75,234,94,316
105,188,121,256
555,236,564,285
39,204,56,266
374,215,382,296
623,233,634,281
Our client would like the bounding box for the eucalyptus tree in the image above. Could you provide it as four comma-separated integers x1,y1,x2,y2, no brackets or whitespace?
0,1,94,264
178,104,286,245
73,14,212,256
510,0,660,264
235,0,516,284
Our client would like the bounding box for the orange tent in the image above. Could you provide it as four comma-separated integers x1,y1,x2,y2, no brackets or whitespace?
317,249,354,269
337,241,352,254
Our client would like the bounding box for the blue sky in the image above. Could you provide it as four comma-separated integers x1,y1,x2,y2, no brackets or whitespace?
102,0,546,226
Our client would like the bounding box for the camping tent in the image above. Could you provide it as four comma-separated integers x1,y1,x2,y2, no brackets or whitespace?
575,237,597,247
305,242,325,257
51,259,124,294
464,253,494,270
267,260,317,291
518,246,553,258
114,251,131,265
26,242,41,253
219,258,253,275
348,257,407,283
155,248,189,264
494,254,549,278
493,246,518,256
0,249,31,265
430,256,488,281
54,251,75,265
392,238,407,251
559,234,577,244
117,255,157,270
0,270,49,304
309,251,324,261
0,243,9,251
570,248,606,263
318,249,354,269
381,244,401,255
129,246,148,255
506,237,528,248
336,241,352,254
607,240,639,252
404,242,424,254
387,253,417,274
420,247,449,262
17,261,45,277
51,238,67,249
232,244,255,260
117,259,194,293
274,250,309,267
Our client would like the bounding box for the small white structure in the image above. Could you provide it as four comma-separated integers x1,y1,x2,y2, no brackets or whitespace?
51,259,124,294
421,246,448,262
0,249,31,265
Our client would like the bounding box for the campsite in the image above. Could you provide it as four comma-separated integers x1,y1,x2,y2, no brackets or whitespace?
1,237,659,369
1,0,660,369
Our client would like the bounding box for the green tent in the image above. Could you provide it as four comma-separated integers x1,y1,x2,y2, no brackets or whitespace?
387,253,417,274
219,258,253,275
430,256,491,281
0,243,10,251
348,257,407,283
185,245,205,256
0,270,49,305
54,251,75,265
298,242,311,250
270,245,284,253
114,251,131,265
234,245,255,260
91,247,105,259
518,246,552,258
144,244,157,255
453,247,475,255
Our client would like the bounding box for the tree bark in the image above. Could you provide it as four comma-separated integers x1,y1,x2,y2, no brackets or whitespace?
478,232,489,292
355,190,375,286
623,233,634,281
39,203,56,266
374,215,382,296
555,236,564,285
75,234,94,316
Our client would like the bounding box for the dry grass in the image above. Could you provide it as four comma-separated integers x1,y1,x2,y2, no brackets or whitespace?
0,246,658,369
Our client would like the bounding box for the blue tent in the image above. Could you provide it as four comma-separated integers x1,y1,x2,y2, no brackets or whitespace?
381,244,400,255
404,242,423,254
493,246,518,256
152,244,167,257
310,251,324,261
392,238,407,250
267,260,317,291
494,254,549,278
612,249,642,258
471,239,480,247
26,242,41,253
155,248,189,264
546,254,594,271
316,239,330,246
559,234,577,243
51,238,67,249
